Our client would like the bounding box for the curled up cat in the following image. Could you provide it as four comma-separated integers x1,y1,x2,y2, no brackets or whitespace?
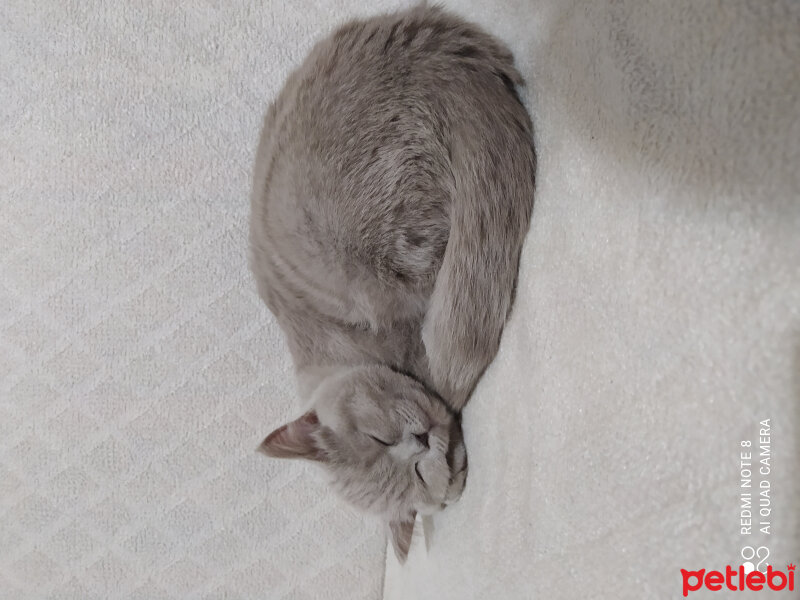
249,5,535,562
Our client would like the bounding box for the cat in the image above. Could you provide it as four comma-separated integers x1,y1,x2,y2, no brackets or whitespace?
250,4,535,561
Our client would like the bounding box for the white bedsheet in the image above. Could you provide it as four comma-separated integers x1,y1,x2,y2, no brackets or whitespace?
385,0,800,598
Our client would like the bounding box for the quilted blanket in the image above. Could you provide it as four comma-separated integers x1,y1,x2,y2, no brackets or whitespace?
2,1,798,599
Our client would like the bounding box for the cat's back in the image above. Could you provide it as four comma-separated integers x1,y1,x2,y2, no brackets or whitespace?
251,6,529,327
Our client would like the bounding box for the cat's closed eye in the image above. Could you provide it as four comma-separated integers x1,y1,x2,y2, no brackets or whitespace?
368,434,392,447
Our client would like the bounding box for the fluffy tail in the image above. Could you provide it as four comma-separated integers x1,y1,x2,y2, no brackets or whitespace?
422,71,535,411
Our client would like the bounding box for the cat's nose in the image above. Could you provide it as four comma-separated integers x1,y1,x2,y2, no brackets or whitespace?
414,431,429,449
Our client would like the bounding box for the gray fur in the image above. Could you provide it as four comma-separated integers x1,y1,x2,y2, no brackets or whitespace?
250,5,534,561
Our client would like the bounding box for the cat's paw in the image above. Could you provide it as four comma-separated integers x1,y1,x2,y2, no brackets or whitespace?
444,464,467,506
443,422,467,506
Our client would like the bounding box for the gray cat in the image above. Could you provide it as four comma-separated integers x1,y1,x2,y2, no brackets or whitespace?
250,5,534,561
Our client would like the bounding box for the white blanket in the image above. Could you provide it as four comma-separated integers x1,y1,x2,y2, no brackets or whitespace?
2,1,798,599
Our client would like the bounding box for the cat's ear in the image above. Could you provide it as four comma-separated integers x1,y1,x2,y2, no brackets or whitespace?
258,411,325,461
388,514,416,563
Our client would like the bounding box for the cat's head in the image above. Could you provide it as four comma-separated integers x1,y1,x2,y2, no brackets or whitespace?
258,365,467,562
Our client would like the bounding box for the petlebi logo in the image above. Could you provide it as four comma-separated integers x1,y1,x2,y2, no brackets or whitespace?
679,419,796,596
680,564,794,596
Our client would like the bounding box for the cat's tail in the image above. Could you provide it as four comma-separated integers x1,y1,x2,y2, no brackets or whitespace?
422,68,535,412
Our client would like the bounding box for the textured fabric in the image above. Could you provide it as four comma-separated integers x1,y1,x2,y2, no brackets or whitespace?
0,1,418,598
3,1,799,599
385,0,800,598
